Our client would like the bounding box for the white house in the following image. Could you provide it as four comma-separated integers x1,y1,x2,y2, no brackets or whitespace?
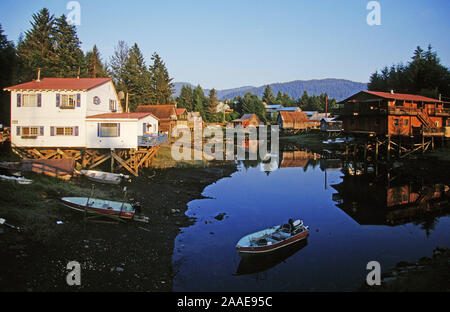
86,113,159,149
4,78,159,150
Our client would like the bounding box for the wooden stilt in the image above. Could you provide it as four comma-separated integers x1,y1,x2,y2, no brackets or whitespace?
110,149,115,173
387,135,391,161
375,140,379,161
422,134,425,154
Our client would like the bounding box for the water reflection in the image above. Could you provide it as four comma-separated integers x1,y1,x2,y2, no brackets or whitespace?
173,143,450,291
331,170,450,235
235,240,308,276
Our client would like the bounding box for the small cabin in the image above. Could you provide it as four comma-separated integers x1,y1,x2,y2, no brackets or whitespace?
320,117,343,132
231,114,261,128
277,111,310,133
176,108,187,120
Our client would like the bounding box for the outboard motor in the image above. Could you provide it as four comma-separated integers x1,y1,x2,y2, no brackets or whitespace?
288,219,295,234
133,201,142,214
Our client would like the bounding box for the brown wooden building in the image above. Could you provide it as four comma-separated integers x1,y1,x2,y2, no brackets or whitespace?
277,111,310,134
230,114,261,128
338,91,450,138
135,105,177,134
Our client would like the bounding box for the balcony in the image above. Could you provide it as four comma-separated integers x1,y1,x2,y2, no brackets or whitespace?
422,127,445,137
138,133,168,147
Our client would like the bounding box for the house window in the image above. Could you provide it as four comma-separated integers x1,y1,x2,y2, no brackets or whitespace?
60,94,77,108
146,124,152,134
395,100,404,107
56,127,74,136
19,126,43,138
99,123,119,137
109,100,117,112
22,127,38,136
22,94,40,107
394,119,399,126
404,119,409,126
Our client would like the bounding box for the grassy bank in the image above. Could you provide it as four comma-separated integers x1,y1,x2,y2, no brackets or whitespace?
0,172,123,243
150,145,209,169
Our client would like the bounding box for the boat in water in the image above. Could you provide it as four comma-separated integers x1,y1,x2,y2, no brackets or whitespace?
236,219,309,254
0,174,33,185
235,239,308,275
60,197,135,219
79,170,129,185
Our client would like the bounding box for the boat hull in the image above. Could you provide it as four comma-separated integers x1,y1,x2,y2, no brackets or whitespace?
80,170,125,185
60,197,135,219
237,230,309,254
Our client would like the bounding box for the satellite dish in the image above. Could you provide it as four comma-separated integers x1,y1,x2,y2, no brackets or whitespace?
118,91,125,101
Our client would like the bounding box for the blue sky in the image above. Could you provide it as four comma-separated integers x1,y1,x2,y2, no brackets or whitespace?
1,0,449,89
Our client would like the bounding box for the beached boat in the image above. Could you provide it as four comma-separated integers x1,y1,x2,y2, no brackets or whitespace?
0,174,33,185
60,197,135,219
236,219,309,254
79,170,129,185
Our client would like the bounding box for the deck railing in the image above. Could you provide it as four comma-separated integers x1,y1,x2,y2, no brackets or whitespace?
422,127,445,136
138,133,168,147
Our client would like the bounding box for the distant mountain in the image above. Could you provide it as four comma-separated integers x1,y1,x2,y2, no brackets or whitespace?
173,79,367,102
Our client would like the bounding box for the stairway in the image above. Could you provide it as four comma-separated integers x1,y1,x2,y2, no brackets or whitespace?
417,111,433,128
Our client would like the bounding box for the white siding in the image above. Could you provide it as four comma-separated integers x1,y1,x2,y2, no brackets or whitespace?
85,115,158,149
10,81,120,148
86,81,122,116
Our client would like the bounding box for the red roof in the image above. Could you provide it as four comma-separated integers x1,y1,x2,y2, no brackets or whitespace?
279,111,309,123
176,108,186,115
86,113,158,120
135,105,177,120
362,91,441,103
4,78,112,91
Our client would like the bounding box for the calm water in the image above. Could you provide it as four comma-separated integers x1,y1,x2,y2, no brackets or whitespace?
172,152,450,291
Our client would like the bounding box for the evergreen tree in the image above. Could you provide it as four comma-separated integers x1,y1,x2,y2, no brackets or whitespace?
176,85,194,111
193,85,206,121
0,24,16,124
262,85,275,104
239,92,266,122
297,91,309,109
122,43,152,111
109,40,130,94
85,45,107,78
53,14,83,77
206,88,218,122
275,91,283,104
17,8,57,80
149,52,174,105
368,45,450,98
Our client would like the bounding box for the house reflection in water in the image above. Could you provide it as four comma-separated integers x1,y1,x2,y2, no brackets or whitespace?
279,150,322,170
331,174,450,235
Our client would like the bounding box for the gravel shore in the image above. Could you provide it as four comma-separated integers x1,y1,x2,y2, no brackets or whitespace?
0,164,236,291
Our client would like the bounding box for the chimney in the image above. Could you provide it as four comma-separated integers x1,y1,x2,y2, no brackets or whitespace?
37,68,41,82
439,94,442,101
390,90,394,94
77,67,80,79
